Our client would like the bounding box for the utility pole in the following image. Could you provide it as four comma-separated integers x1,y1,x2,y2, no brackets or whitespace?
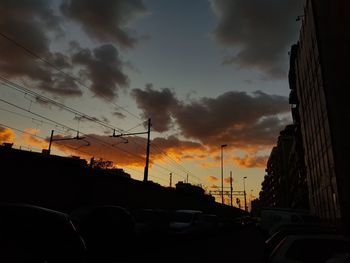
220,144,227,204
111,118,151,182
230,171,233,207
144,118,151,182
169,173,172,187
243,176,247,212
186,174,189,184
48,130,54,154
47,130,86,155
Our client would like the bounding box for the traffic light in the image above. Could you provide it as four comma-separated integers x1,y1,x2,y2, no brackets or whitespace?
236,198,240,204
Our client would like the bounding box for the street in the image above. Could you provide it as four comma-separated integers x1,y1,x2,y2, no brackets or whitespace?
125,226,265,263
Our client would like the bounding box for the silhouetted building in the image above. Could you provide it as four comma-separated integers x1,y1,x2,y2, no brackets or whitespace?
287,45,309,209
290,0,350,227
260,126,295,208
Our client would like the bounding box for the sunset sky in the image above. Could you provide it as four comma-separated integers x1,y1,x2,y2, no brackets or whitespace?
0,0,304,205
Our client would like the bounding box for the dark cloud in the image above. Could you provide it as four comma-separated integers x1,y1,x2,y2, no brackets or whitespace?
72,44,129,100
132,86,290,149
60,0,147,48
233,154,269,168
112,111,127,119
152,135,204,153
210,0,304,78
131,84,179,132
0,0,82,97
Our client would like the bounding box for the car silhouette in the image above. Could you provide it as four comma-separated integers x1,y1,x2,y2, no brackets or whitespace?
0,203,86,262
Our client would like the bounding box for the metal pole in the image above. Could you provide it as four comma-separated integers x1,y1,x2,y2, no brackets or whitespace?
220,144,227,204
243,176,247,212
169,173,172,187
230,171,233,207
221,146,224,204
48,130,54,155
143,118,151,182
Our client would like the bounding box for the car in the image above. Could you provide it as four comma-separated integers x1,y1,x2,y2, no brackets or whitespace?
133,208,170,237
70,205,135,260
195,213,219,235
263,224,337,262
267,234,350,263
169,209,203,236
260,208,320,237
0,203,87,262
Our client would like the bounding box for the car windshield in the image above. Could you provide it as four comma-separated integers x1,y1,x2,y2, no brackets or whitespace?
173,212,195,223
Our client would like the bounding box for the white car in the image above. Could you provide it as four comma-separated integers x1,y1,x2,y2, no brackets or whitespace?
268,234,350,263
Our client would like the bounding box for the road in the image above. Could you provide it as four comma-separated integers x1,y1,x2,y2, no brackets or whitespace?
124,226,265,263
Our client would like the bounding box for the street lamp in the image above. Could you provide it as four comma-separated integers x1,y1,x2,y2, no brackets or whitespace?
250,189,253,212
220,144,228,204
243,176,247,212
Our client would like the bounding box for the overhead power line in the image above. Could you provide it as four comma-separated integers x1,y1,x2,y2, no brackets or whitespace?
0,77,125,133
0,31,142,121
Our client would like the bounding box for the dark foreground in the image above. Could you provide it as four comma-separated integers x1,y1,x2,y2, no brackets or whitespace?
120,226,264,263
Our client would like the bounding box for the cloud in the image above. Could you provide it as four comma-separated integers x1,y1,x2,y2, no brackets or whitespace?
208,176,218,182
131,84,179,132
0,126,16,143
233,154,269,168
19,130,208,168
60,0,147,48
71,44,129,100
0,1,83,97
210,0,304,78
133,86,290,150
21,128,48,149
112,111,127,119
224,177,231,184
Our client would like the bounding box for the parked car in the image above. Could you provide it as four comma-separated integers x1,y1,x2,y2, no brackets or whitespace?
169,210,203,236
267,234,350,263
263,224,338,262
195,213,219,235
260,208,319,237
133,208,170,237
0,203,86,262
70,205,135,260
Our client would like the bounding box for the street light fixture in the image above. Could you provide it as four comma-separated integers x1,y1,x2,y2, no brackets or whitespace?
243,176,247,212
220,144,228,204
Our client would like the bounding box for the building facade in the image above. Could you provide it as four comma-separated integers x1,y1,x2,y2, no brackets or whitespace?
291,0,350,226
260,125,307,209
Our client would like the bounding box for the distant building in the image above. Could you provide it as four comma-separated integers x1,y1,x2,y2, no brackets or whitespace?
175,181,205,196
260,125,297,208
290,0,350,227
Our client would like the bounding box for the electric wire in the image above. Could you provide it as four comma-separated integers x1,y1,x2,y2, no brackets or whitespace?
0,31,142,121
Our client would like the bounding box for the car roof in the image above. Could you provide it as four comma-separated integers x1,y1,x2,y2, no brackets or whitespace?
0,203,69,219
175,209,202,214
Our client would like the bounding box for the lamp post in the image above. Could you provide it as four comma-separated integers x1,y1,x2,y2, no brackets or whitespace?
220,144,228,204
250,189,253,212
243,176,247,212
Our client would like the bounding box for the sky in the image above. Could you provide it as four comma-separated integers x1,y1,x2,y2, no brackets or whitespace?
0,0,304,206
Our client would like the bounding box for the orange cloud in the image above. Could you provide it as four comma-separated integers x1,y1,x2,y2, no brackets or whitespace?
29,133,210,169
21,128,48,149
224,177,231,184
0,126,16,143
208,176,218,182
233,155,268,168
